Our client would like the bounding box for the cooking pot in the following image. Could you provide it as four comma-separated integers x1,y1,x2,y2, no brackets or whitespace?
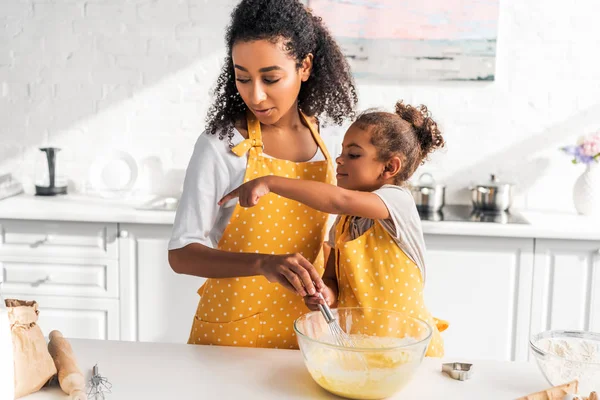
410,173,445,212
470,174,514,211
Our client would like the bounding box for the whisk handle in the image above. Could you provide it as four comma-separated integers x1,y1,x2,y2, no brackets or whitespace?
316,293,336,323
318,303,336,323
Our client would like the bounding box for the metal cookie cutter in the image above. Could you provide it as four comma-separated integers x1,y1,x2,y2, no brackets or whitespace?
442,362,474,381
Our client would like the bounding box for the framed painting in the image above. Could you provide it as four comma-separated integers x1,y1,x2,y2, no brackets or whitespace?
304,0,499,82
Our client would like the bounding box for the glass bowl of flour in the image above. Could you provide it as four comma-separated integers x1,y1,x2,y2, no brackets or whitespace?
530,330,600,394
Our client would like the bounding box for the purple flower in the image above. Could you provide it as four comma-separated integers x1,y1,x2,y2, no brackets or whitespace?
561,145,596,164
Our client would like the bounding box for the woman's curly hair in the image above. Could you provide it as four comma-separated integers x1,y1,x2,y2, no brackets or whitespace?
206,0,358,142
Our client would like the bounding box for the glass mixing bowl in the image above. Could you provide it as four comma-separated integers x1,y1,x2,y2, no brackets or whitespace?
530,330,600,394
294,307,432,400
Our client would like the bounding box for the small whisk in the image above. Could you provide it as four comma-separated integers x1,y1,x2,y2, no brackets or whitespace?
87,364,112,400
316,293,369,369
317,293,358,348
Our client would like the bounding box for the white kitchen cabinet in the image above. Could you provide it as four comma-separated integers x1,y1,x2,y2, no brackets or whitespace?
2,294,119,340
423,235,535,362
530,239,600,336
0,219,118,259
0,219,132,341
120,224,206,344
0,256,119,298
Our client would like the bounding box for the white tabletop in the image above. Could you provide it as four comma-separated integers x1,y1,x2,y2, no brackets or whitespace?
23,339,551,400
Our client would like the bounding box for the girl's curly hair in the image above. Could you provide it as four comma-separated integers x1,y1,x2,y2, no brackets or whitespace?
206,0,358,142
354,101,445,185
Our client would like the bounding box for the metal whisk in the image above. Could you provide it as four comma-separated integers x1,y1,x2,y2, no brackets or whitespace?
317,293,358,348
87,364,112,400
316,293,369,370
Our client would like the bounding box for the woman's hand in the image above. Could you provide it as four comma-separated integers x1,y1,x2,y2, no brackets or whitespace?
218,177,270,208
258,253,324,297
304,281,337,312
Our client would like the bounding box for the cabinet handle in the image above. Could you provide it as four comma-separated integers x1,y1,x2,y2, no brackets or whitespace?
30,235,52,248
31,275,52,287
119,230,129,238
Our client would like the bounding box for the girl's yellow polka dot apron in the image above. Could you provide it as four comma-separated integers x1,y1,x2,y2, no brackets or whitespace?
334,215,447,357
188,111,335,349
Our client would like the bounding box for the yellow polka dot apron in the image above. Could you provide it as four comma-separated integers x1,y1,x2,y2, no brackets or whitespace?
334,215,447,357
188,111,335,349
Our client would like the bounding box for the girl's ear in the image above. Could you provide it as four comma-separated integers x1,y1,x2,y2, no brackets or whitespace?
382,156,402,180
300,53,313,82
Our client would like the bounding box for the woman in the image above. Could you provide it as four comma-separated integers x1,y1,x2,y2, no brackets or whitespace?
168,0,357,349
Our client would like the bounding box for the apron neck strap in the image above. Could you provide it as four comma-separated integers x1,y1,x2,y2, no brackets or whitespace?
246,111,264,155
246,111,262,142
231,111,264,157
299,111,333,164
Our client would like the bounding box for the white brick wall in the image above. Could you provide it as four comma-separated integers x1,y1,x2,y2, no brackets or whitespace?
1,0,599,211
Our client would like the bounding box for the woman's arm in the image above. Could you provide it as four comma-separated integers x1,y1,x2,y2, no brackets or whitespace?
169,244,323,297
169,135,323,297
219,176,390,220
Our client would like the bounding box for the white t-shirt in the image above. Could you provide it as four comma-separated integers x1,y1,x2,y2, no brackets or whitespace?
168,125,342,251
328,184,427,281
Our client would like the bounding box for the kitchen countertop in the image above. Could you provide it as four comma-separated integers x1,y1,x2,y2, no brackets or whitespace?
1,194,600,240
420,209,600,240
0,194,175,225
23,339,551,400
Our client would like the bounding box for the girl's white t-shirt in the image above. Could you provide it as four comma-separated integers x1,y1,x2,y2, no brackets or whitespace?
168,125,342,251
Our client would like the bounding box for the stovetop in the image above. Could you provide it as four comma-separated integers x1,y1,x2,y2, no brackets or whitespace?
418,205,529,225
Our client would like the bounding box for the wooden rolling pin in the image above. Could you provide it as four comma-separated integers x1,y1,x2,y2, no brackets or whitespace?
517,380,578,400
47,330,87,400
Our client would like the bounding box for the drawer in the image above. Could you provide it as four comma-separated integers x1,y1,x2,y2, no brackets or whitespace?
0,256,118,298
0,219,118,259
3,294,120,340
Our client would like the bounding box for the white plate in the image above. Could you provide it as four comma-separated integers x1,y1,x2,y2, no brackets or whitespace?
88,150,138,194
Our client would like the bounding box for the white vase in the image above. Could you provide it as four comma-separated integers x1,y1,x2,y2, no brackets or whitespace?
573,162,600,216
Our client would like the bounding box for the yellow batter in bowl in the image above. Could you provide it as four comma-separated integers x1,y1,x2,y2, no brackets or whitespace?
295,308,432,400
305,335,419,399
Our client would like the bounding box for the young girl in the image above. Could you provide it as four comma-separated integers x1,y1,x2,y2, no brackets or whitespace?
219,101,447,356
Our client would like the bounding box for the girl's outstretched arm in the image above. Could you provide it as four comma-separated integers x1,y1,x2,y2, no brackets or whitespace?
219,176,390,220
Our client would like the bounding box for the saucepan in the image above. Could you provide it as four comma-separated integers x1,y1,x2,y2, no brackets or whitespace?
470,174,514,212
409,173,445,212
